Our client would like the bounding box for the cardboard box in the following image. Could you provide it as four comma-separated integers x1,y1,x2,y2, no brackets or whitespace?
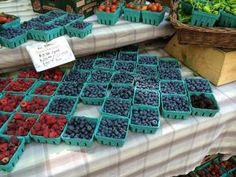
165,35,236,86
30,0,101,17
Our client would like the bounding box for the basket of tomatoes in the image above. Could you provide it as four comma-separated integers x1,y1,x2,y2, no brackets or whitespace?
124,3,143,22
0,13,20,30
96,0,124,25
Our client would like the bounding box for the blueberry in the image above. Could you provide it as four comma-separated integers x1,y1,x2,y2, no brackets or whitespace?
45,10,66,18
63,116,97,140
110,85,134,100
138,55,158,65
57,82,83,96
118,52,137,62
159,69,182,80
0,28,26,39
120,45,139,53
48,97,77,115
64,70,90,83
20,21,41,30
88,70,113,83
136,65,158,77
160,81,186,95
115,61,136,72
111,72,134,85
131,107,159,127
190,94,217,110
30,15,55,24
102,98,131,117
94,59,115,70
65,14,84,21
185,78,212,93
96,117,128,139
97,49,117,59
53,19,72,27
34,24,58,31
134,89,160,107
135,76,159,90
81,84,107,98
73,55,96,71
162,95,190,112
71,21,91,29
159,59,180,69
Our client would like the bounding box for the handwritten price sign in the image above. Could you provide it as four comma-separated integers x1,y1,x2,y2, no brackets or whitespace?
26,36,75,72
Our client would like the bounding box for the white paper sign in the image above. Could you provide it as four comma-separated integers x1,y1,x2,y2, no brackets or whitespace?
26,36,75,72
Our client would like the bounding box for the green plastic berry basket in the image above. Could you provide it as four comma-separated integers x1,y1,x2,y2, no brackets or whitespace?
114,61,137,73
159,57,181,69
101,97,132,119
55,81,83,97
160,80,187,96
30,26,63,42
188,92,220,117
0,112,11,132
65,22,93,38
142,9,165,26
110,71,135,87
86,70,114,85
222,156,236,176
135,64,159,77
181,1,193,15
28,80,59,96
95,116,130,147
109,84,134,100
16,95,51,114
61,117,99,147
45,96,79,116
40,67,68,82
0,32,27,49
0,113,39,143
130,105,160,134
0,16,20,29
124,7,141,22
97,49,118,60
93,58,115,71
191,9,220,27
137,54,159,66
0,135,25,172
133,88,160,108
120,44,139,53
161,94,191,119
118,51,138,62
185,77,213,94
219,11,236,28
96,8,120,25
80,83,109,105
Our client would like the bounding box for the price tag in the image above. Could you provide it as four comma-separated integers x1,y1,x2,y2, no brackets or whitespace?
26,36,75,72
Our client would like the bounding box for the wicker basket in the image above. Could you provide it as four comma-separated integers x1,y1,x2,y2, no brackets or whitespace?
170,4,236,49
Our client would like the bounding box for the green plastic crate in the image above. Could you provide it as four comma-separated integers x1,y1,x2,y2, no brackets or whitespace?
181,1,193,15
124,8,141,23
160,80,187,96
80,83,109,105
142,9,165,26
95,116,129,147
219,11,236,28
61,117,99,147
101,97,132,119
0,135,25,172
0,16,20,29
29,80,59,96
191,9,220,27
161,94,191,119
130,105,160,134
45,96,79,116
65,21,93,38
189,92,220,117
0,32,27,49
96,8,120,25
30,26,63,42
0,113,39,143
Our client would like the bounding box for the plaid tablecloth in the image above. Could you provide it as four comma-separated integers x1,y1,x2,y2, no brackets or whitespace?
0,42,236,177
0,0,175,73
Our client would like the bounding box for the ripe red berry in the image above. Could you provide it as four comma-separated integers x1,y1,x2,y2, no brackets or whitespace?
18,69,40,79
0,93,24,112
0,114,9,128
5,79,35,92
0,78,11,92
34,82,58,96
42,68,64,81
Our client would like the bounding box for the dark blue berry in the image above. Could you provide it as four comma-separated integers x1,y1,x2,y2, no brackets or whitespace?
131,107,159,127
97,49,117,60
160,81,186,95
0,28,26,39
110,85,134,100
73,55,96,71
20,21,41,30
118,52,137,62
71,21,91,29
45,10,66,18
134,89,160,107
48,97,77,115
30,15,55,24
57,82,83,96
64,70,90,83
81,84,107,98
162,95,190,112
102,98,131,117
136,65,158,77
94,59,115,70
53,19,72,27
115,61,136,72
135,76,159,90
185,78,212,93
34,24,58,31
63,116,97,140
138,55,158,65
159,69,182,80
159,59,180,69
120,45,139,53
65,14,84,21
88,70,113,83
111,72,134,85
96,117,128,139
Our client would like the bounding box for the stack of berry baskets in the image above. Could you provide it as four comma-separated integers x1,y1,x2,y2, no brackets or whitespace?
185,77,220,117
